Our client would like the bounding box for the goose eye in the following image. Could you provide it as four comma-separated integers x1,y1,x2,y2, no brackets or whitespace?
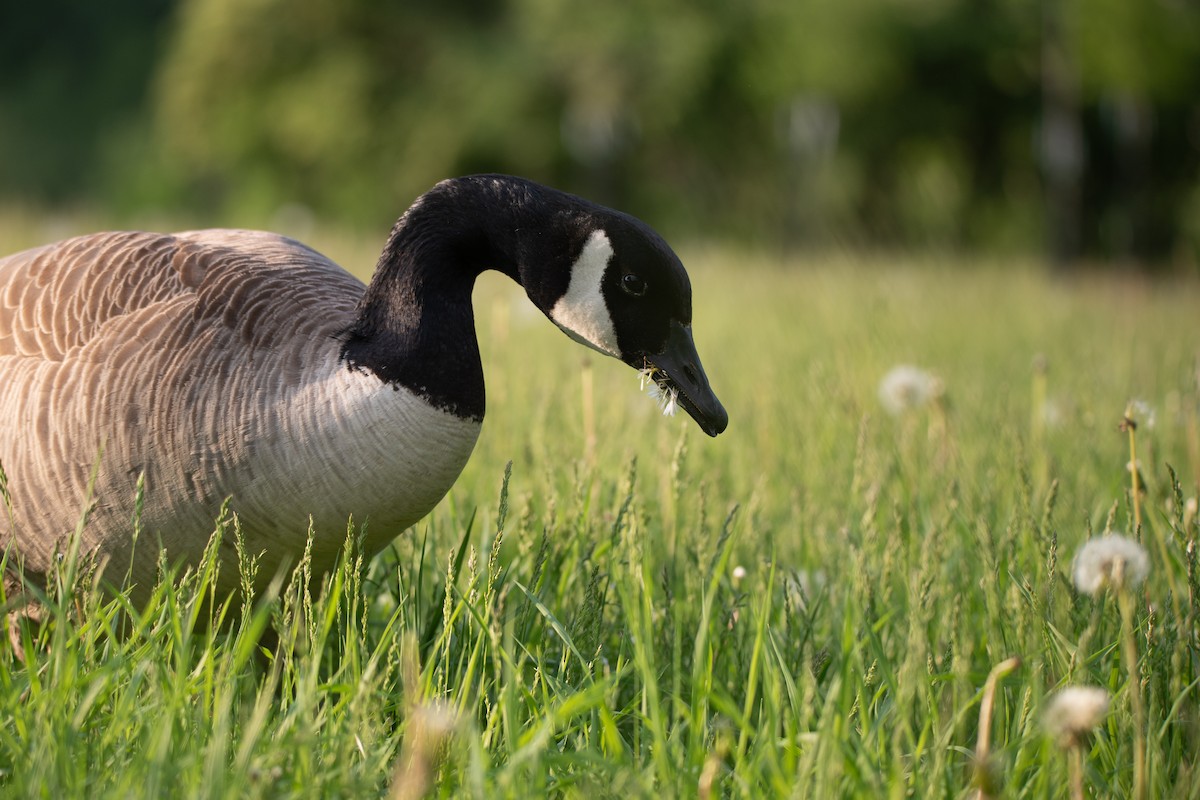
621,273,647,297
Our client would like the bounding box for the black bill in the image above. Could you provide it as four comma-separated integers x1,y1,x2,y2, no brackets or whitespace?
645,320,728,437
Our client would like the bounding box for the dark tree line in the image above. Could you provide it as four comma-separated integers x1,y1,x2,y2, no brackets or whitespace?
2,0,1199,266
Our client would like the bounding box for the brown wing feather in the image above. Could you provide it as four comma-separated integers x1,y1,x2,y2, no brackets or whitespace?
0,230,364,361
0,229,368,583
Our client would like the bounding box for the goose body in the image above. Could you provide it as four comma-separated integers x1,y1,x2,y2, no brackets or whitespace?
0,176,726,599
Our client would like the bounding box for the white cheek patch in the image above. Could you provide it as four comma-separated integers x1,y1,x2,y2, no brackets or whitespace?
549,230,621,358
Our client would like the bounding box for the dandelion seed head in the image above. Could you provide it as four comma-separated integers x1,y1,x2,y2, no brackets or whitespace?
878,365,938,415
1040,398,1065,428
731,565,746,586
1072,533,1150,596
660,386,679,416
638,365,679,416
1043,686,1110,747
391,701,457,799
1127,399,1156,430
638,366,657,392
410,701,458,738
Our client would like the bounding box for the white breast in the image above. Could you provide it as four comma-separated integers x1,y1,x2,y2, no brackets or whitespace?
223,357,483,568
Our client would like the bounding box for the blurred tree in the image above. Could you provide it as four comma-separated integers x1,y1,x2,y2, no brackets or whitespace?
148,0,1062,249
153,0,737,229
1067,0,1200,261
4,0,1200,265
0,0,175,205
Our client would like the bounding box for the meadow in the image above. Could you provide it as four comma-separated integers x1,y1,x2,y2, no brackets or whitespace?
1,220,1198,798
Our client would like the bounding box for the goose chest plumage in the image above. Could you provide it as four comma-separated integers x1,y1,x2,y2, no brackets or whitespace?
0,175,727,600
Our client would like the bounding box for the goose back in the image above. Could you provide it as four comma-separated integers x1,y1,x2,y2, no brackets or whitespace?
1,230,481,595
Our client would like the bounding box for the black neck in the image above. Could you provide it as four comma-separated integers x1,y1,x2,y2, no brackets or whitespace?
340,176,588,419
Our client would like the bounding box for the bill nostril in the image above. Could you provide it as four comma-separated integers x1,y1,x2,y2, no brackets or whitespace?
683,364,698,384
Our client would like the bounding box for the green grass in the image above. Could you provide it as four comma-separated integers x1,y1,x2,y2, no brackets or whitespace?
2,233,1200,798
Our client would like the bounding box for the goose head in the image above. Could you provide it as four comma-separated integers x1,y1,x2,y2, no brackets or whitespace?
352,175,728,436
518,200,728,437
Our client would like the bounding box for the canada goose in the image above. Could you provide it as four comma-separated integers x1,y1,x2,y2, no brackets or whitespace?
0,175,727,601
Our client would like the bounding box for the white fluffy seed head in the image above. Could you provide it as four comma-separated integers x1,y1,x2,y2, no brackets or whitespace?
1126,399,1156,430
878,365,939,415
1043,686,1110,747
1072,533,1150,596
639,366,679,417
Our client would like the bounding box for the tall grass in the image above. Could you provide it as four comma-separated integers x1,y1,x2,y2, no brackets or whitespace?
2,237,1199,797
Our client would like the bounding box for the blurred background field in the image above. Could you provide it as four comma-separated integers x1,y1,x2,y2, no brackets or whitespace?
3,0,1200,268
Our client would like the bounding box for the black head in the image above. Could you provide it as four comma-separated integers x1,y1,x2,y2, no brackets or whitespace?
524,199,728,437
345,175,726,434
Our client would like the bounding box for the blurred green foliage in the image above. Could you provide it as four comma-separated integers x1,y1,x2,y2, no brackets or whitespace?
2,0,1199,263
0,0,175,204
